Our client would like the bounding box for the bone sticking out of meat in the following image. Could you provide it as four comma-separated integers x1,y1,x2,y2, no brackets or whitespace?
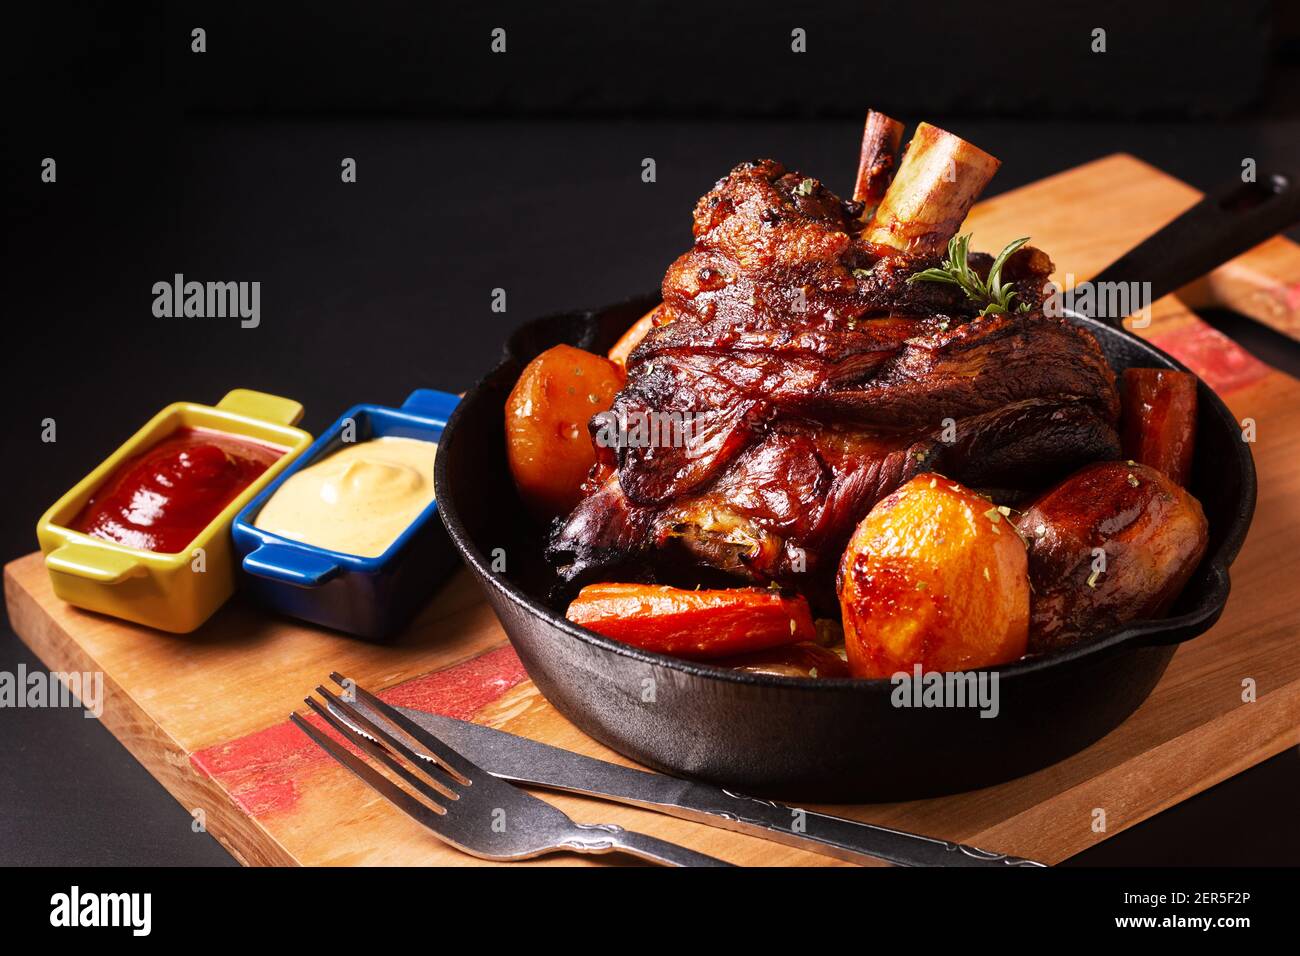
862,122,1001,255
852,110,905,213
547,122,1119,592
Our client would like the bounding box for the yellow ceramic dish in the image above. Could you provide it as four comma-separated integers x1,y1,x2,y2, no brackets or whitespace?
35,389,312,633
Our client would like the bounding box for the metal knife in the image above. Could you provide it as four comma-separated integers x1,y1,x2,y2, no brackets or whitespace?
330,697,1045,867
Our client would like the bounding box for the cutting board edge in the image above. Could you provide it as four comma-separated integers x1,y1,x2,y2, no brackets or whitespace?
4,562,300,868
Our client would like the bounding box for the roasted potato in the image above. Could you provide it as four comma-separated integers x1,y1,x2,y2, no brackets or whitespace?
505,344,623,520
716,641,850,679
1121,368,1198,487
1016,461,1208,653
837,475,1029,677
565,583,815,659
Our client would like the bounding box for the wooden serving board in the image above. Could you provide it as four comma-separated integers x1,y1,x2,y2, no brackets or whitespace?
8,155,1300,866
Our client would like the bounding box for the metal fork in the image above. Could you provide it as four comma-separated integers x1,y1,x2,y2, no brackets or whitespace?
290,675,733,867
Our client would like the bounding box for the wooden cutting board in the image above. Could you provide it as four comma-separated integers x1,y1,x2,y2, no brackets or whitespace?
7,154,1300,867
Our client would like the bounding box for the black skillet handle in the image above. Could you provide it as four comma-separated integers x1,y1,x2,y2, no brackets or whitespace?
1083,170,1300,327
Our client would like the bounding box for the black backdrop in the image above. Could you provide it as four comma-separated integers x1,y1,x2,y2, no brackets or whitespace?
7,0,1289,120
2,1,1299,866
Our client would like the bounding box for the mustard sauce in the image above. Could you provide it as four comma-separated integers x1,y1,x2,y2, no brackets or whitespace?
254,436,436,558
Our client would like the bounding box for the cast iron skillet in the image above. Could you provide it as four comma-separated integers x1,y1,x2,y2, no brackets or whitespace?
436,171,1297,801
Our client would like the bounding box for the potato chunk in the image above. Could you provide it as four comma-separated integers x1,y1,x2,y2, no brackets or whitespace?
1016,461,1208,653
716,641,851,679
504,345,623,520
837,475,1029,677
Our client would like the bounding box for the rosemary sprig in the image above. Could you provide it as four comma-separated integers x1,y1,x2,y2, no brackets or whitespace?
907,234,1032,316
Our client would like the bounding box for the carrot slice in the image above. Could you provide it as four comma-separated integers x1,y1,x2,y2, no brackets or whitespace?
1121,368,1198,487
607,306,666,370
565,583,815,659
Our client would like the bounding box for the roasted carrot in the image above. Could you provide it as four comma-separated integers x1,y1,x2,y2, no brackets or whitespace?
565,583,815,659
1121,368,1198,487
606,308,662,372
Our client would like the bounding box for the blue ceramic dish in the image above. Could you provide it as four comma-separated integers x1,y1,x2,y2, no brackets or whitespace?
231,389,460,639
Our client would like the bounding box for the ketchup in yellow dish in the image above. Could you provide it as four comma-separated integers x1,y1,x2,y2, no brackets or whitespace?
72,427,285,554
254,436,437,558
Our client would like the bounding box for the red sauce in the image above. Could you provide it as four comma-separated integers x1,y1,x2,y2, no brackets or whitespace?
71,427,285,553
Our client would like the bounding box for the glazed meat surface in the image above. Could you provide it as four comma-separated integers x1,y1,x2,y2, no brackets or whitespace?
548,158,1120,589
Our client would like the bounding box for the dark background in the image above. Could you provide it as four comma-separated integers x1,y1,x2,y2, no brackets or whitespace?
2,1,1298,866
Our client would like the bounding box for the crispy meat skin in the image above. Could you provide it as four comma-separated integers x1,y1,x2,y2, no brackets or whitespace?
548,160,1119,586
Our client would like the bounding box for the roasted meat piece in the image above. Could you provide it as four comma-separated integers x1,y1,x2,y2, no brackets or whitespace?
548,119,1121,591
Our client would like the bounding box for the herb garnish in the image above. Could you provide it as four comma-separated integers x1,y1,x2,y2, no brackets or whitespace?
908,234,1032,316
